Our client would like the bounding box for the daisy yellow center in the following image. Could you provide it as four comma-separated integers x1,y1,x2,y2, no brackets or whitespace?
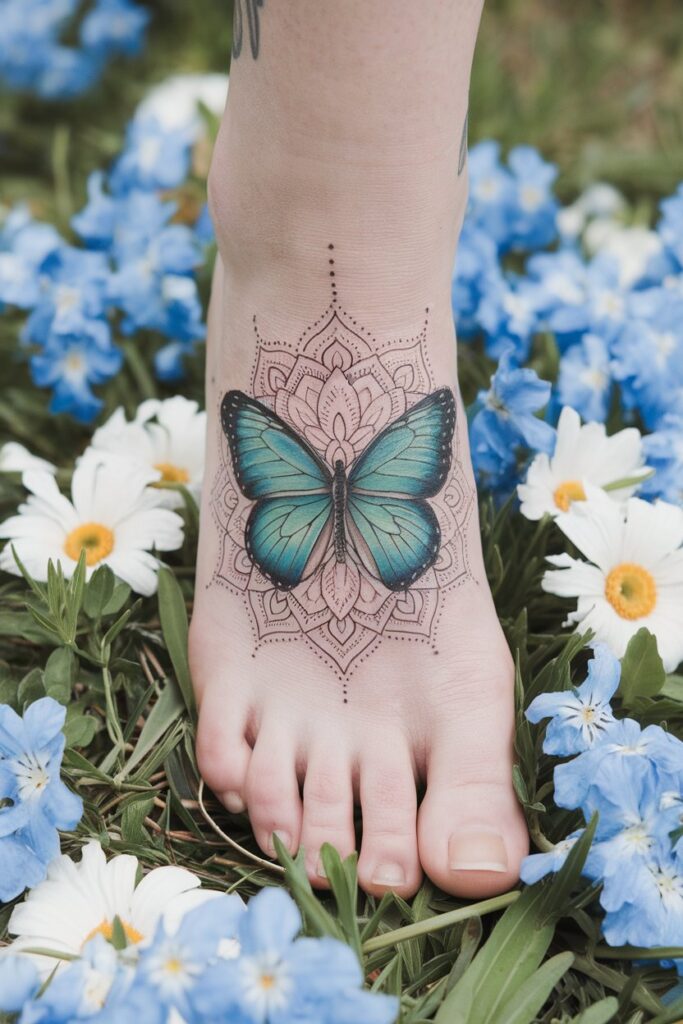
260,973,276,990
605,562,657,620
154,461,190,484
164,957,184,974
553,479,587,512
85,919,144,946
64,522,114,566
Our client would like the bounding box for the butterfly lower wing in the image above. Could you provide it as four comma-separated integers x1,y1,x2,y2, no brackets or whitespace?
246,494,333,590
346,492,440,591
347,388,456,498
222,390,332,499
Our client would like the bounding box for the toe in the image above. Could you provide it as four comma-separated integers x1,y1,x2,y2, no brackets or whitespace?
195,685,251,813
356,738,421,899
418,735,528,899
300,741,356,889
244,719,303,858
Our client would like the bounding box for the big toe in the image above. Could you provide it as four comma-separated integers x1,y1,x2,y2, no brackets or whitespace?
418,723,528,898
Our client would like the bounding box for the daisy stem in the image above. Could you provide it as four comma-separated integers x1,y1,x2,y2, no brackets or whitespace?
361,890,520,954
101,661,126,767
122,339,157,401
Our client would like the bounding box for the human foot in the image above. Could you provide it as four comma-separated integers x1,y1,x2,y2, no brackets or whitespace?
190,246,528,900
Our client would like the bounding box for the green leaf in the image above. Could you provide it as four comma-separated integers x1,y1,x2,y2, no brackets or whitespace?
118,677,184,780
121,796,154,844
661,675,683,702
157,568,195,718
570,998,619,1024
18,667,45,707
490,952,574,1024
619,628,665,705
109,916,128,950
318,844,362,959
43,647,77,704
273,835,345,942
102,581,131,617
83,566,116,619
63,711,97,749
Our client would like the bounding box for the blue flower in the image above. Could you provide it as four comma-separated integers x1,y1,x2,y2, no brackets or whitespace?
109,116,192,194
191,887,399,1024
80,0,150,57
641,413,683,504
0,207,63,310
658,183,683,271
469,347,555,486
71,172,118,250
611,287,683,428
31,329,123,422
138,894,244,1018
0,956,39,1014
23,246,111,348
526,250,590,348
553,718,683,814
557,331,613,422
526,645,619,756
467,141,516,249
600,842,683,948
477,275,545,363
520,830,583,885
0,697,82,901
506,145,559,251
451,221,503,339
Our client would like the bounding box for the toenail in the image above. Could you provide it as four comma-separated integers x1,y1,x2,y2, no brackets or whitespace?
270,829,292,854
448,827,508,873
371,863,406,887
223,791,246,813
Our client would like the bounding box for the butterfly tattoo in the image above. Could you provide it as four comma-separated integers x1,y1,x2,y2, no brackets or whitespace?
221,388,456,593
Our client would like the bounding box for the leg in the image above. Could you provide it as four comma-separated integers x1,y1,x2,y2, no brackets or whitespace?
190,0,528,898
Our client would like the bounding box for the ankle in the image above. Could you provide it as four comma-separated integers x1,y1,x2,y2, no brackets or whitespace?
208,128,468,325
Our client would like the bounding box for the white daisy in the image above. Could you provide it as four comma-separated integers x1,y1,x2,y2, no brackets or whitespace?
135,73,229,138
542,487,683,671
518,406,648,520
0,452,183,595
3,840,227,979
89,396,206,508
0,442,56,475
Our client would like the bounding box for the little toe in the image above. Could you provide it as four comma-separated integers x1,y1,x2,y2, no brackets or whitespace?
418,764,528,899
244,719,303,858
195,686,251,813
356,739,422,898
300,741,356,889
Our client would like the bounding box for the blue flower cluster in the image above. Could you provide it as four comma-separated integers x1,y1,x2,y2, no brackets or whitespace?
0,114,207,421
457,143,683,501
0,887,398,1024
0,697,82,902
0,0,149,99
522,646,683,950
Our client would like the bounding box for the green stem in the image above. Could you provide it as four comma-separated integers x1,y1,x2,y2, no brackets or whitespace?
122,339,157,401
361,890,520,954
101,661,125,765
594,944,683,960
573,955,663,1015
603,469,654,492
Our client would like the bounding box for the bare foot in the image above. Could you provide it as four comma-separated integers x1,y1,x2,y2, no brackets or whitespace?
190,249,527,900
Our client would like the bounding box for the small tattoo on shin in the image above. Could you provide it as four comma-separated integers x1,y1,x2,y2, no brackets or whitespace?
458,110,468,176
210,250,475,684
232,0,264,60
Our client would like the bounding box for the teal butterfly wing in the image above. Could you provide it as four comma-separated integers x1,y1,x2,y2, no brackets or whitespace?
348,388,456,497
346,389,456,590
221,391,333,589
222,391,332,497
346,492,441,590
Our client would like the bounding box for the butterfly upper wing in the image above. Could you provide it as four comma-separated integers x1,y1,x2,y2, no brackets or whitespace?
222,390,332,499
246,493,333,590
346,492,440,591
348,388,456,498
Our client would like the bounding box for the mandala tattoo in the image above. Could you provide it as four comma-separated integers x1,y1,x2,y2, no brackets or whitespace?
211,256,476,683
232,0,264,60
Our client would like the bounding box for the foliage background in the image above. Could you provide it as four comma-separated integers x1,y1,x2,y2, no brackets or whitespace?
1,1,683,1021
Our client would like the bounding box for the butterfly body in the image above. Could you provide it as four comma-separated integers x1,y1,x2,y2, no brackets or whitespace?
222,387,456,593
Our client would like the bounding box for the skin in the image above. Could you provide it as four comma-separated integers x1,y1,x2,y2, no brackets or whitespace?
189,0,529,899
